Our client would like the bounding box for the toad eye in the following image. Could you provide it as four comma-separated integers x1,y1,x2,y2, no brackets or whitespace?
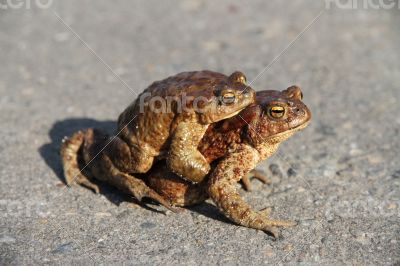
220,90,236,105
269,106,285,118
236,75,246,84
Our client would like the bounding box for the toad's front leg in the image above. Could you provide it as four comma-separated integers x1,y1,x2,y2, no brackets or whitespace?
208,144,296,237
167,121,210,183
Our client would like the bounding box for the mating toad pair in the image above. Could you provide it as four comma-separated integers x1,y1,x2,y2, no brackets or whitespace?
61,70,311,237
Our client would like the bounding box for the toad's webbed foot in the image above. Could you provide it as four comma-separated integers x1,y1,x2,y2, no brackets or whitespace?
241,169,271,191
168,122,210,183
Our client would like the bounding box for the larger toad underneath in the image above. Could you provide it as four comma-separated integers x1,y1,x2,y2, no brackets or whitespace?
146,86,311,236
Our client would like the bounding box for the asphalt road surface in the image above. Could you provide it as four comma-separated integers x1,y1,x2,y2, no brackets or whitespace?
0,0,399,265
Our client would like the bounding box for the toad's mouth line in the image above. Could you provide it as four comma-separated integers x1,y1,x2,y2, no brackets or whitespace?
265,120,311,141
292,120,310,131
223,101,257,119
223,108,244,119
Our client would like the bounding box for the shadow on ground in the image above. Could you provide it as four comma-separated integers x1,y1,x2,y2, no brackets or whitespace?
39,118,116,182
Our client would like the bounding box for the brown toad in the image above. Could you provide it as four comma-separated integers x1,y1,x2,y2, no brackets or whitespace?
117,70,254,182
146,86,311,236
61,70,254,209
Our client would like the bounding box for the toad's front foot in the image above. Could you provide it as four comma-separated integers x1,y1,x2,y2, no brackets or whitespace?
250,216,297,238
241,169,271,191
251,210,297,237
168,149,211,183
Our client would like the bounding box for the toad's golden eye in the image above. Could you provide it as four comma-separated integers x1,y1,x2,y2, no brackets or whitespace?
221,90,236,105
269,106,285,118
236,75,246,84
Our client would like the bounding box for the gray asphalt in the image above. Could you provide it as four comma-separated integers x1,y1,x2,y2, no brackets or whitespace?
0,0,399,265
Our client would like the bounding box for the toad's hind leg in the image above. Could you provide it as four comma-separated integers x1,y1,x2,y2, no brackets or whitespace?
85,137,179,213
112,172,180,213
167,122,210,183
60,130,100,193
146,162,209,207
128,144,155,173
208,144,296,238
103,133,155,174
